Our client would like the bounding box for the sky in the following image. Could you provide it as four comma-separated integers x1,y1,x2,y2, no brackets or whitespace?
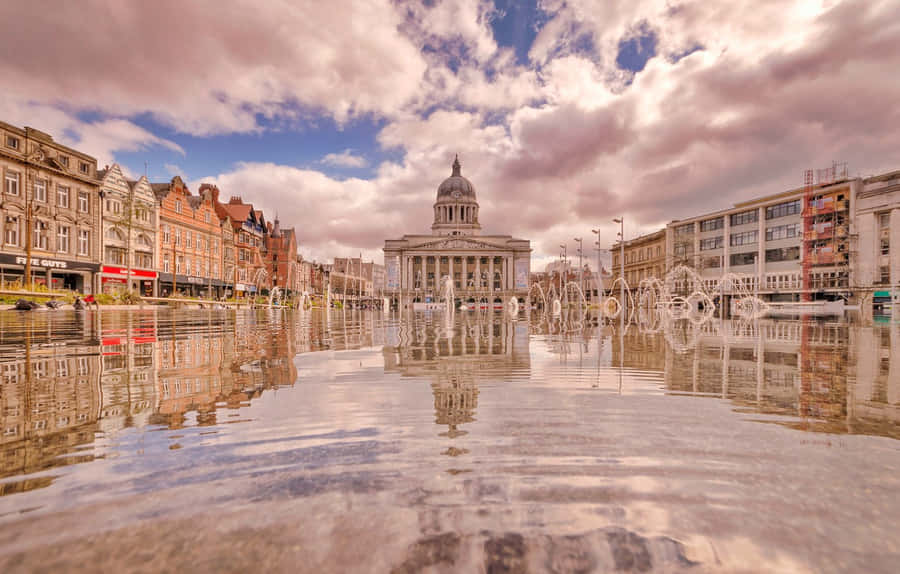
2,0,899,270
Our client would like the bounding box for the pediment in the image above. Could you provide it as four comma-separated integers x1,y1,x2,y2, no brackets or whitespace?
414,237,499,250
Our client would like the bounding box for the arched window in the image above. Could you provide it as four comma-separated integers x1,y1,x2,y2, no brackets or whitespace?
136,233,152,248
105,227,124,241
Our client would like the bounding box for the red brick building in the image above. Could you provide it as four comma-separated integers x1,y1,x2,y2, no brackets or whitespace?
154,176,224,297
265,218,299,294
214,195,268,296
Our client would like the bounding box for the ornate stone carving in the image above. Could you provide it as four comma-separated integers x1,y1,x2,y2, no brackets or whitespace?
418,238,495,250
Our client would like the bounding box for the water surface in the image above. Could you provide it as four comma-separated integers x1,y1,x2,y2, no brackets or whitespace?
0,309,898,572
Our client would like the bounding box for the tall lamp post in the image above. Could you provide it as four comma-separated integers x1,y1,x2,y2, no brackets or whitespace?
613,217,624,333
559,243,567,294
591,228,602,309
574,237,583,301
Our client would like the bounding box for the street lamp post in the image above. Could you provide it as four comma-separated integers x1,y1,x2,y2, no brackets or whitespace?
559,243,567,295
613,217,624,333
591,228,602,310
574,237,583,302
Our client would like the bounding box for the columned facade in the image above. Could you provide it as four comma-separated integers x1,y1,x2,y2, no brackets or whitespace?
384,158,531,309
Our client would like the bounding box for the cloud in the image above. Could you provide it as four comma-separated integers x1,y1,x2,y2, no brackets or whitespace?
6,0,900,266
320,150,368,169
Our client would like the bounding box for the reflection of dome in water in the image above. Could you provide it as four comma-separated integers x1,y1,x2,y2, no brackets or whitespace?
432,371,479,438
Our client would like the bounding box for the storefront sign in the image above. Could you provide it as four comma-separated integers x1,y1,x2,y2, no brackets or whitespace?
0,253,100,272
101,266,157,278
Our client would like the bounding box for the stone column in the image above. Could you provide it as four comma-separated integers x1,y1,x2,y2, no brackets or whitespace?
475,257,481,292
489,257,495,296
461,256,467,292
723,215,731,275
448,255,454,289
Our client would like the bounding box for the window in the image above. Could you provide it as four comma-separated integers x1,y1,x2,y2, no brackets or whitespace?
730,252,757,266
185,257,192,275
57,226,70,253
78,229,89,255
34,179,47,202
730,230,758,246
164,258,170,273
137,234,152,248
78,191,89,213
675,223,693,235
6,135,19,150
176,256,184,274
700,217,724,232
204,211,211,224
766,223,800,241
5,171,19,196
162,224,170,244
175,229,181,246
212,240,218,255
105,199,121,214
32,220,49,250
4,216,19,245
880,237,890,256
58,155,69,167
879,266,890,284
186,231,192,248
766,199,801,220
57,185,70,208
700,236,724,250
175,200,182,214
135,252,153,268
105,246,126,265
105,227,124,241
730,210,758,226
880,213,891,229
79,162,90,175
702,256,722,268
766,247,800,262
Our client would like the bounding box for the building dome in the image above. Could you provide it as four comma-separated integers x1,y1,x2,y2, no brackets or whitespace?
432,156,481,236
436,156,476,201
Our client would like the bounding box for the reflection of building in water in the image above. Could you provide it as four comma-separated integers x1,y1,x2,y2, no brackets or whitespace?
99,312,159,432
851,322,900,432
610,329,666,372
659,319,899,437
154,316,298,428
384,317,529,437
0,343,101,483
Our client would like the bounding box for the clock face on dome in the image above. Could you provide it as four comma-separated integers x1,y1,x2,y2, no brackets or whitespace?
452,190,462,199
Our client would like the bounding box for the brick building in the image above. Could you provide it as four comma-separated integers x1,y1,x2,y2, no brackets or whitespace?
265,218,299,294
214,195,268,296
154,177,224,297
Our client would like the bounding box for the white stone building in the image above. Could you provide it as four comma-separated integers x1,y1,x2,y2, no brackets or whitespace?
98,164,158,296
854,170,900,313
383,158,531,308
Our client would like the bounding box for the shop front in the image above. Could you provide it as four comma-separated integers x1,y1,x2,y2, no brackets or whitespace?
158,273,222,299
101,266,158,297
0,254,100,294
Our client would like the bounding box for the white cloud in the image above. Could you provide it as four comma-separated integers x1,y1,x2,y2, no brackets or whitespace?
320,149,368,169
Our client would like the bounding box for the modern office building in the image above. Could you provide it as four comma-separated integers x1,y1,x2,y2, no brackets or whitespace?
854,170,900,312
666,170,859,301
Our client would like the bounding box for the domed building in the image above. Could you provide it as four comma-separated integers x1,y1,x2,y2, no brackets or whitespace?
383,157,531,309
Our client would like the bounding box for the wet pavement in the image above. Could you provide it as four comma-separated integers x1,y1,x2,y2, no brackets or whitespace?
0,309,898,572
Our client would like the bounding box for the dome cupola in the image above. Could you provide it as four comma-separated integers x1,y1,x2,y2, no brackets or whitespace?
432,155,481,236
